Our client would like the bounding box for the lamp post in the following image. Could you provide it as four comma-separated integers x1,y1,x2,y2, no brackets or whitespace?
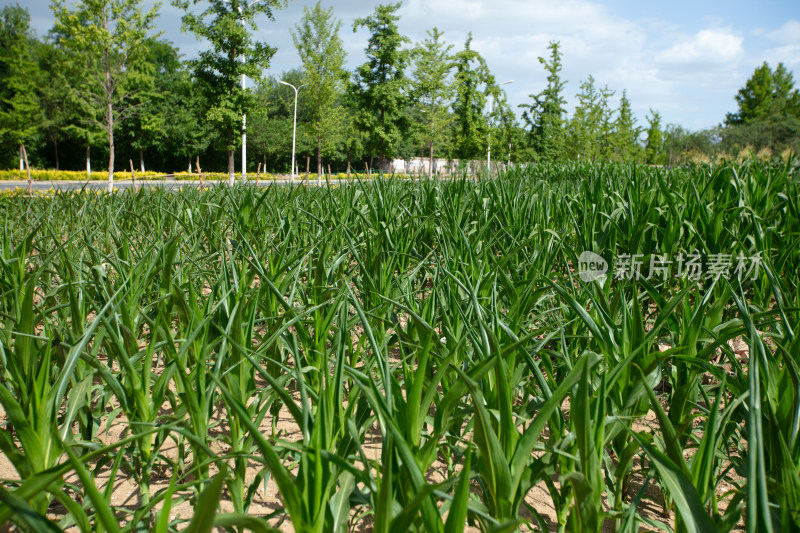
487,80,513,176
279,80,305,182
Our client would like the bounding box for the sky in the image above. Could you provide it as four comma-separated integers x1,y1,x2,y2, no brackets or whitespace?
10,0,800,130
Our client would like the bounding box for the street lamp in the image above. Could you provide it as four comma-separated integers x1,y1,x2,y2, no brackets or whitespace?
487,80,513,176
279,80,305,182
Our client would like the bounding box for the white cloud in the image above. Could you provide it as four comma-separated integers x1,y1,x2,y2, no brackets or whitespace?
657,28,744,65
757,20,800,70
766,20,800,44
761,44,800,70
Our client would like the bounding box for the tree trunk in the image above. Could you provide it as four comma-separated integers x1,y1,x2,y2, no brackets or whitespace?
21,145,31,195
107,119,115,193
379,108,385,174
188,156,192,173
86,145,91,178
140,150,145,173
53,138,59,170
227,129,235,185
105,39,114,193
317,137,322,176
228,149,235,184
429,142,434,178
129,159,136,192
196,156,203,187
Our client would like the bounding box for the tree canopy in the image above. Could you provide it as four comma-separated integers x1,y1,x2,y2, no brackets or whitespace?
726,62,800,125
292,1,347,177
350,2,409,170
175,0,284,181
1,3,798,174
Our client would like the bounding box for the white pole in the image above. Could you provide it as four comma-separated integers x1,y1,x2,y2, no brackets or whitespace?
242,72,246,182
240,7,246,182
280,80,304,182
292,89,297,179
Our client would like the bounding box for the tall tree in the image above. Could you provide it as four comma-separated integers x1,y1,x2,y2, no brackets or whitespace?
351,2,409,171
725,62,800,125
595,84,616,161
520,40,567,161
0,4,39,171
52,0,158,190
452,33,493,161
489,90,520,166
121,38,182,173
162,66,214,173
340,83,365,175
612,90,641,162
568,75,602,160
410,27,453,174
175,0,285,182
644,109,663,165
35,40,71,170
292,1,346,177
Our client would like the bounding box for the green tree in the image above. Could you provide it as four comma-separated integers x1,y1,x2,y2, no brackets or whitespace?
351,2,409,171
721,62,800,156
645,108,663,164
725,62,800,125
340,84,365,175
292,1,347,177
0,4,39,171
662,124,718,165
175,0,285,182
520,40,567,161
52,0,158,189
410,27,453,174
568,75,602,160
612,90,641,162
122,38,182,173
452,33,493,161
489,90,520,166
720,116,800,157
35,40,71,169
596,84,616,161
163,68,215,173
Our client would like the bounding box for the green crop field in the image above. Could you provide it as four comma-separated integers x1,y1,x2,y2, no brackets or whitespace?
0,162,798,532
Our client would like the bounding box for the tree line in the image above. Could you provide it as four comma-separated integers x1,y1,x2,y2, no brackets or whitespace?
1,0,798,180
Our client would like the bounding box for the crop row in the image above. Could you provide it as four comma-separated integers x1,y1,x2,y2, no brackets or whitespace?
0,162,798,532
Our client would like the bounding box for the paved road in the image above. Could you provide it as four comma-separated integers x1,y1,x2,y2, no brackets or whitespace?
0,178,335,191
